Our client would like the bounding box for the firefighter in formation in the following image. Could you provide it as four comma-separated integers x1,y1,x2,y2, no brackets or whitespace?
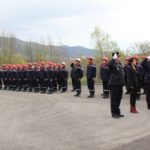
1,61,68,94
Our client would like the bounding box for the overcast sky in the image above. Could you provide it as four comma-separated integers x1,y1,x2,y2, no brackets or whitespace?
0,0,150,49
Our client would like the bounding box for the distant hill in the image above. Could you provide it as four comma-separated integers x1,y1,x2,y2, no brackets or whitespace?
0,37,96,58
57,45,95,58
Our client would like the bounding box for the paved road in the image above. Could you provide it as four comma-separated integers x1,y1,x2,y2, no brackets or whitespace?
114,134,150,150
0,85,150,150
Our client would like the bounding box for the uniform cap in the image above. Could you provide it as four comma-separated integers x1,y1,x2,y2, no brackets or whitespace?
87,56,94,60
76,57,81,62
61,62,66,65
40,61,45,65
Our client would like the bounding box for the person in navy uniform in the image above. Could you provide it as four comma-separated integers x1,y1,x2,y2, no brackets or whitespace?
32,64,40,93
70,60,76,91
100,57,110,98
140,56,146,94
126,58,141,113
11,65,18,91
22,65,28,92
60,62,68,92
57,64,62,90
141,55,150,109
0,66,3,89
34,64,40,93
74,58,83,97
124,57,130,94
16,65,23,91
2,65,8,90
8,66,12,90
27,64,34,92
108,52,124,118
47,63,54,94
39,63,48,93
86,56,96,98
52,64,58,92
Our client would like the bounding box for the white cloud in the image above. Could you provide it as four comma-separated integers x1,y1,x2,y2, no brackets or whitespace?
0,0,150,49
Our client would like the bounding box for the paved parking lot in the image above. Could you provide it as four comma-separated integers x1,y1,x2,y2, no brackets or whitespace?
0,85,150,150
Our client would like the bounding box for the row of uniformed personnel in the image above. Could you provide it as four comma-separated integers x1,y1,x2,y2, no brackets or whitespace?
0,62,68,94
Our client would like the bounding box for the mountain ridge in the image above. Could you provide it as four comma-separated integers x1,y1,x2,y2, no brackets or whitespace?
0,37,95,58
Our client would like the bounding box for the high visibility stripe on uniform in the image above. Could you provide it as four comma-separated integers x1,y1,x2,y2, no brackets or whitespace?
104,90,110,92
88,64,96,67
89,90,95,92
76,89,81,91
62,86,67,89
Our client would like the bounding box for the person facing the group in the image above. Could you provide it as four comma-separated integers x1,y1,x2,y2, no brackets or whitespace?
108,52,124,119
86,56,96,98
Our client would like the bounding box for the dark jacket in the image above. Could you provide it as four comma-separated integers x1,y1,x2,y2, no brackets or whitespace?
108,59,124,86
124,64,128,85
39,69,48,80
60,68,68,79
86,64,96,79
47,68,53,80
70,63,75,79
100,64,110,82
74,64,83,79
141,58,150,84
0,70,3,79
3,70,9,79
126,65,141,92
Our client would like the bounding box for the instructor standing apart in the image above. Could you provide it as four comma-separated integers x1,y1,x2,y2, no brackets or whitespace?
108,52,125,119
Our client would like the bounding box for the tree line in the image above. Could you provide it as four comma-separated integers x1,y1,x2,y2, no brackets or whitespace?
0,28,149,68
0,32,68,65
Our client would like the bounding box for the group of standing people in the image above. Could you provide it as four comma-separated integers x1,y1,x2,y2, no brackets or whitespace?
70,52,150,119
108,52,150,118
0,62,68,94
0,52,150,119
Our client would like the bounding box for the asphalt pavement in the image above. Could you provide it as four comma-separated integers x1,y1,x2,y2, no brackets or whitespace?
0,85,149,150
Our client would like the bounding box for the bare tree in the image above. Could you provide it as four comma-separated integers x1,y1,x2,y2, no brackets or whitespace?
130,41,150,55
24,40,33,63
91,26,121,60
0,31,17,64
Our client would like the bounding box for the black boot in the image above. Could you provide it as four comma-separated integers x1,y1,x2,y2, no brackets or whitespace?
74,91,81,97
102,94,109,99
87,92,95,98
34,88,39,93
28,88,32,92
41,89,46,94
22,87,27,92
117,109,125,117
47,89,53,94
